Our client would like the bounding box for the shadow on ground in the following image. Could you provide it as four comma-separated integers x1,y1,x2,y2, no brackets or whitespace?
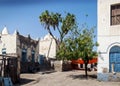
14,78,35,86
68,74,97,80
41,70,56,74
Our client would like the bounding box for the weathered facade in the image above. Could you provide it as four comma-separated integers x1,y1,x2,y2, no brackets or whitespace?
0,27,58,72
98,0,120,81
0,27,39,62
0,27,39,73
17,34,39,63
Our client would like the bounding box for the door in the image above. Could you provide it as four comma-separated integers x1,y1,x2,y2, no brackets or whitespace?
21,49,27,62
109,46,120,72
31,51,35,62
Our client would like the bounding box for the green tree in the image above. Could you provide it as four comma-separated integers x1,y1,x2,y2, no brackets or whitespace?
39,10,76,47
39,10,60,44
78,28,98,79
56,25,80,60
58,24,98,79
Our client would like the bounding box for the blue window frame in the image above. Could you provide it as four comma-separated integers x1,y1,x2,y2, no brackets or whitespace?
2,48,6,55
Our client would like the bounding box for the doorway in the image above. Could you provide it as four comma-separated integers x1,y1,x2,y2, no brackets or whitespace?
109,46,120,72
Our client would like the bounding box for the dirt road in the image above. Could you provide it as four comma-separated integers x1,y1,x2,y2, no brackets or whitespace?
15,70,120,86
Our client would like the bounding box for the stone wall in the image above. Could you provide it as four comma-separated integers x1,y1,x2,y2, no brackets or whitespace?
54,61,72,72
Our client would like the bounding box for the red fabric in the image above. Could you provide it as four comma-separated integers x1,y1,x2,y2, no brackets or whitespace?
71,58,97,64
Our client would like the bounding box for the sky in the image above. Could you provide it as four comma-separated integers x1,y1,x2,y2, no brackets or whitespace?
0,0,97,39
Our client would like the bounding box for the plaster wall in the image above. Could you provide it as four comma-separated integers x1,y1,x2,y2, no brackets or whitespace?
0,34,17,55
98,0,120,81
39,39,56,59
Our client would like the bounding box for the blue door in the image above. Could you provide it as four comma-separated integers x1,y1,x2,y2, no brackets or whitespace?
22,49,27,62
109,46,120,72
31,51,35,62
39,55,44,64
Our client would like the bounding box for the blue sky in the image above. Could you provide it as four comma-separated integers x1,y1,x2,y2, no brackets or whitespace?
0,0,97,39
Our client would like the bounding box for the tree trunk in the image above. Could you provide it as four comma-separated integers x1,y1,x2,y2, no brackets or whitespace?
47,38,53,58
85,62,88,79
47,29,59,47
84,59,89,79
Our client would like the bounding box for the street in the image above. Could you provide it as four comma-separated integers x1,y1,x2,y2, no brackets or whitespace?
14,70,120,86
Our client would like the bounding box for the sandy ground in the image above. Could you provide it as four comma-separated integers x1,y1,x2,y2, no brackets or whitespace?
14,70,120,86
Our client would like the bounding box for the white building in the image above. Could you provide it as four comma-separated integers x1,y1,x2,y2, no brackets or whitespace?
0,26,39,63
39,33,57,61
0,26,57,62
98,0,120,81
0,26,58,72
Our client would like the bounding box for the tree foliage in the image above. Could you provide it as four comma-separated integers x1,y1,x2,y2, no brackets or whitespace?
39,10,76,46
39,11,98,79
57,23,98,78
57,24,98,60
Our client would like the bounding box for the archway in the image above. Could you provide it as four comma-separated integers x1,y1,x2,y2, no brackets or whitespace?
109,46,120,72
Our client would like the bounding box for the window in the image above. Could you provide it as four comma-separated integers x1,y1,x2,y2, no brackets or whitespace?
31,50,35,62
111,4,120,25
21,49,27,62
2,48,6,55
